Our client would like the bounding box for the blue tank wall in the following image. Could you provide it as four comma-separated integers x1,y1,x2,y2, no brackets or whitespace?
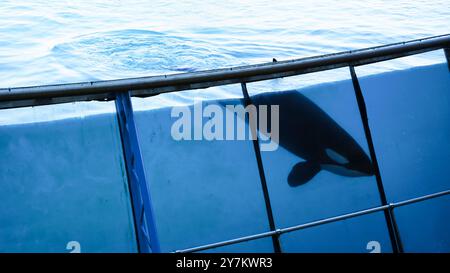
0,62,448,252
0,109,137,253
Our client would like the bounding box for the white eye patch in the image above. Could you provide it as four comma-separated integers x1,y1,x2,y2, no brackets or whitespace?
325,148,349,165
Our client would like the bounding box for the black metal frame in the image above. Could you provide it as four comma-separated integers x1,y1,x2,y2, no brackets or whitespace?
350,66,403,252
1,34,449,253
241,82,281,253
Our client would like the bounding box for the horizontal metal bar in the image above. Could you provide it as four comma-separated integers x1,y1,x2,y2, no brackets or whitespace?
1,34,449,110
0,92,116,109
393,189,450,208
175,189,450,253
175,205,389,253
174,230,279,254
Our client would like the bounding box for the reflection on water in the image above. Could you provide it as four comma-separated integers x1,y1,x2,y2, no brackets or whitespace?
52,29,247,77
0,0,448,89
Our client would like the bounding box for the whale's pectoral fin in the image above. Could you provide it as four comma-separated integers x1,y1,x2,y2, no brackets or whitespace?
288,161,321,187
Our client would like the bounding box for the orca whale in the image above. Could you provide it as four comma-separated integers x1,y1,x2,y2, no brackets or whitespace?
225,90,374,186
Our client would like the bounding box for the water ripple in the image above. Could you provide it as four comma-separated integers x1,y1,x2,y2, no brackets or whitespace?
51,29,248,79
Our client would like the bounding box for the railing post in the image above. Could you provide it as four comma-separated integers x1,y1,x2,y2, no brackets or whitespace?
349,66,404,253
387,205,403,249
240,83,282,253
444,48,450,71
115,91,161,253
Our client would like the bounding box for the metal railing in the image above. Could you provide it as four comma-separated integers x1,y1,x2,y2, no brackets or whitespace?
175,189,450,253
0,34,449,109
1,34,449,253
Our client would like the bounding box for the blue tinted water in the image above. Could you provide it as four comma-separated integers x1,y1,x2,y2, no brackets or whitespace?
0,1,450,252
0,0,449,88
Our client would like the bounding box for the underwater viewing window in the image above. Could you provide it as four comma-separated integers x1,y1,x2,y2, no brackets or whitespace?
0,102,137,253
130,85,274,252
356,51,450,202
244,68,388,252
393,194,450,252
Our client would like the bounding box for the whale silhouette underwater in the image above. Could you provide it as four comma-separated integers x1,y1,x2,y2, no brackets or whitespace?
220,90,375,186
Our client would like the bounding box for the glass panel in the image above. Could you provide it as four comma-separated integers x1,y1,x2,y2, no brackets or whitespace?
356,52,450,201
394,194,450,253
245,68,383,229
280,212,392,253
132,85,273,252
0,102,137,253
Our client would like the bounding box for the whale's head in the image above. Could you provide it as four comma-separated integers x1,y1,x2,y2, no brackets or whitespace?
320,146,374,178
288,144,374,187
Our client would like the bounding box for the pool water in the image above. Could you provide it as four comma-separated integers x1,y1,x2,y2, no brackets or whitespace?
1,0,449,88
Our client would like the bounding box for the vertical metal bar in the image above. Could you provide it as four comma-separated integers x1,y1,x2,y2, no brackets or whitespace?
388,206,403,249
115,91,161,253
349,66,404,253
241,82,282,253
444,48,450,71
